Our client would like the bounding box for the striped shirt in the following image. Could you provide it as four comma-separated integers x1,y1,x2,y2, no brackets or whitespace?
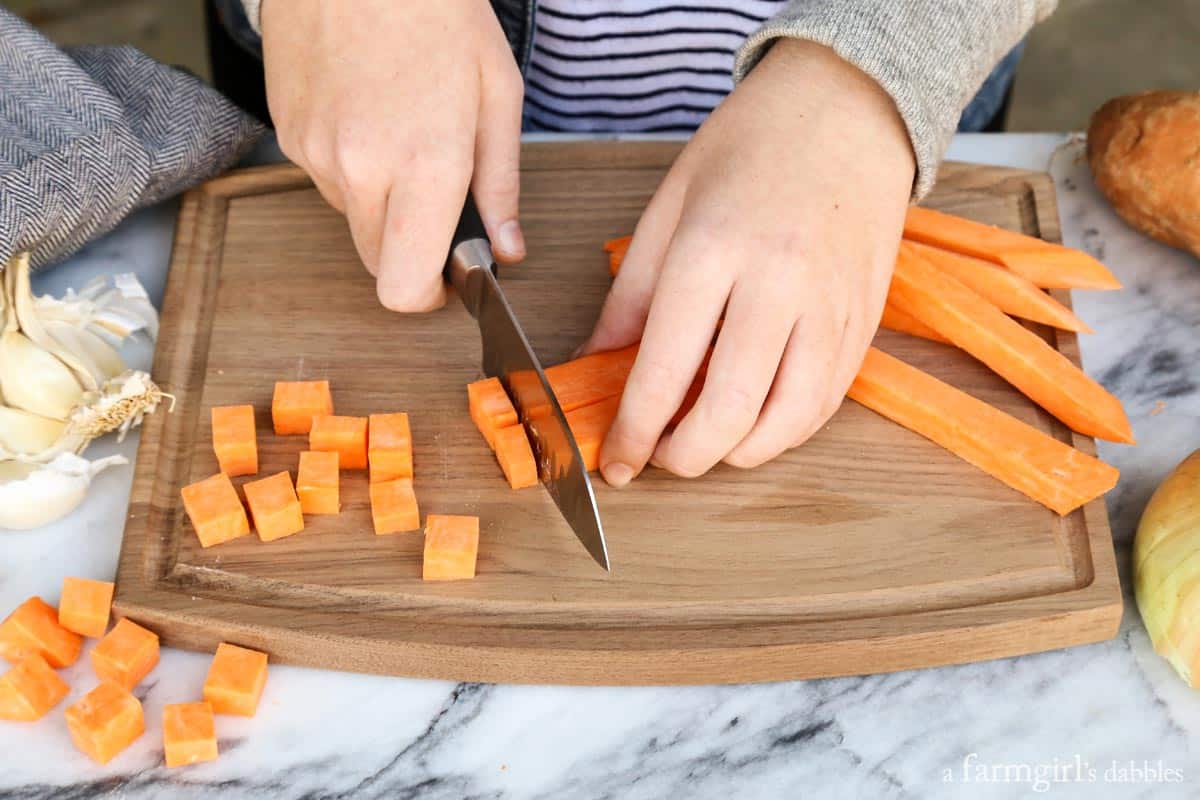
525,1,789,133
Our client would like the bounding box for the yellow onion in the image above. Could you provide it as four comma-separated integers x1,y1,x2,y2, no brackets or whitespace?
1134,449,1200,685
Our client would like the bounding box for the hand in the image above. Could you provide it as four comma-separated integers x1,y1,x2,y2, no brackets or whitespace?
261,0,525,311
582,39,916,485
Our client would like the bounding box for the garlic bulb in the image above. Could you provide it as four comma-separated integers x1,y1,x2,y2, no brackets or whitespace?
0,252,167,531
0,453,127,530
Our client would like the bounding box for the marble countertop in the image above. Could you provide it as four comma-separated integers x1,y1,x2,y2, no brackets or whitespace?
4,133,1200,799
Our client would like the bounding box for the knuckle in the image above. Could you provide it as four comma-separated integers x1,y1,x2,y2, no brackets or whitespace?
333,136,387,188
376,281,442,313
477,160,521,200
706,382,763,427
655,435,719,479
604,418,657,457
632,356,690,407
724,446,774,470
496,66,525,103
668,222,723,256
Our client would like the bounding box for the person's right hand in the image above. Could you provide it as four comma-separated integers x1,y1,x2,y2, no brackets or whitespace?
261,0,526,311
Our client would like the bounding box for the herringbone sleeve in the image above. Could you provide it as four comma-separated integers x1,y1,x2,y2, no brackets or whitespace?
0,9,264,270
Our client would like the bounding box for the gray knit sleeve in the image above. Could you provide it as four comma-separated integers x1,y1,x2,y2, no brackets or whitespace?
240,0,263,34
733,1,1057,199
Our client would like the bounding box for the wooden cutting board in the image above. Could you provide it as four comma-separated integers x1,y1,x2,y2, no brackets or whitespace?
113,142,1121,685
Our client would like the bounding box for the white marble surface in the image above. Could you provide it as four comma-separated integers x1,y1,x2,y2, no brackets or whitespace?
3,133,1200,798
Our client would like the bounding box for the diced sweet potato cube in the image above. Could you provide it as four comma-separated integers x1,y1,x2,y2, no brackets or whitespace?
309,415,368,470
181,473,251,548
369,478,420,535
65,682,145,765
368,412,413,482
243,471,305,542
211,404,258,476
494,424,538,490
0,597,82,668
423,515,479,581
91,618,160,690
163,701,219,768
296,450,339,515
467,377,517,450
58,577,115,638
272,380,333,435
204,643,268,717
0,654,69,721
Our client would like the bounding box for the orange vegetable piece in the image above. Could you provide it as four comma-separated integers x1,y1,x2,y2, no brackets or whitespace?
369,478,421,534
91,618,160,690
545,344,640,413
272,380,333,435
368,412,413,482
180,473,251,548
58,577,115,638
423,515,480,581
0,597,82,668
849,347,1120,515
903,206,1122,290
204,643,268,717
243,471,305,542
494,424,538,489
467,377,518,450
211,404,258,476
0,654,69,721
65,682,145,765
309,415,368,470
889,242,1134,444
296,450,339,515
163,701,219,768
604,235,632,277
879,302,951,344
905,241,1093,333
561,396,620,473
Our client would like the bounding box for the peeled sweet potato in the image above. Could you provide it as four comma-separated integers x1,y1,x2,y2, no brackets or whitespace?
1087,90,1200,259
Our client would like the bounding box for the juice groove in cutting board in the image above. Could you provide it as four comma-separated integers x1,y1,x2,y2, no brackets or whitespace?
113,143,1120,684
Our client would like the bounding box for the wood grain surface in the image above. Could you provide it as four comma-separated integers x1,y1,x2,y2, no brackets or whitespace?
113,141,1122,685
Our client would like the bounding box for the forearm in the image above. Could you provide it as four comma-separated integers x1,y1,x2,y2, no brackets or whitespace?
734,0,1057,199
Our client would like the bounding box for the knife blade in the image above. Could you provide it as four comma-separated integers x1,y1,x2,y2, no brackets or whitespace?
444,193,610,571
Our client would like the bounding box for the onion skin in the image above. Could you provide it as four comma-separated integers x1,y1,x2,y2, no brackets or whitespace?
1134,449,1200,686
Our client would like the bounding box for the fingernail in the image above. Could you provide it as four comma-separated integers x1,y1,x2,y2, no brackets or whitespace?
602,461,634,488
571,342,587,359
496,220,525,258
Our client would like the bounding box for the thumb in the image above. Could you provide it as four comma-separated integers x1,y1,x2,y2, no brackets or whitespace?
579,178,685,356
472,66,525,263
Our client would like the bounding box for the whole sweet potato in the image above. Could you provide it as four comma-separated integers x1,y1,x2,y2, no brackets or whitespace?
1087,90,1200,259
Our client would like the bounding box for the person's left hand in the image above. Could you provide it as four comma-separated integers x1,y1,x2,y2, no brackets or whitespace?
580,39,916,485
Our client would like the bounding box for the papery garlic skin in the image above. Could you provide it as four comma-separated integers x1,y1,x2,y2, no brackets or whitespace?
0,453,126,530
0,252,165,531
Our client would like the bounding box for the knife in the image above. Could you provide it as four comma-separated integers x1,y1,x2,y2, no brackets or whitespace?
444,193,610,571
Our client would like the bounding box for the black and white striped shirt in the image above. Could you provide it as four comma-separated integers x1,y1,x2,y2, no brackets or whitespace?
525,1,789,133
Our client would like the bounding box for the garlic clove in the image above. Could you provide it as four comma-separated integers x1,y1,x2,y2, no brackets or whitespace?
43,320,125,381
0,452,127,530
0,405,66,455
0,329,84,420
8,254,99,391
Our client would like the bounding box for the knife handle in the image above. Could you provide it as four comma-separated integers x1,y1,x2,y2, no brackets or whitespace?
445,193,496,318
